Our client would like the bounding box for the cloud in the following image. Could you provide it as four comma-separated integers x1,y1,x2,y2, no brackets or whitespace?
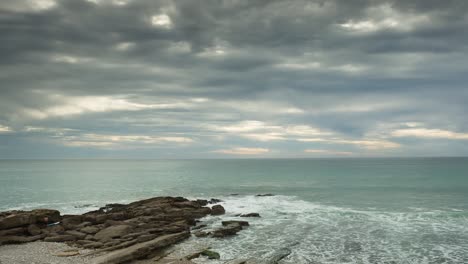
213,147,270,155
0,125,12,133
391,128,468,140
304,149,353,155
0,0,467,158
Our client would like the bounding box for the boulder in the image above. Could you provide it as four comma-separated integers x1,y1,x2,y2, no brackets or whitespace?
0,227,26,237
93,231,190,264
211,205,225,216
240,213,261,218
222,220,249,227
208,198,223,204
94,225,132,242
193,230,211,238
212,224,243,238
200,249,220,259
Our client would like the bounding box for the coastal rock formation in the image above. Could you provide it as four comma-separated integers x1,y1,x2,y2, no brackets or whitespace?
0,196,254,263
240,213,261,218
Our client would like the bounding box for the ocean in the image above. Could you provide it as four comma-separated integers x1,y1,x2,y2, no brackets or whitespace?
1,158,467,263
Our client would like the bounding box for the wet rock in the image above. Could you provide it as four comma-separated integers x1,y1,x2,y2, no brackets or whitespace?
240,213,261,218
94,225,132,242
201,249,220,259
193,230,211,237
222,220,249,227
211,205,225,215
212,223,243,238
208,198,223,204
256,194,274,197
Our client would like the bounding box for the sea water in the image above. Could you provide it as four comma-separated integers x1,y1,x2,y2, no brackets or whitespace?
1,158,467,263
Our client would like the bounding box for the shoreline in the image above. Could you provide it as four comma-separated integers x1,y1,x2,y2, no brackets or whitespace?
0,196,269,264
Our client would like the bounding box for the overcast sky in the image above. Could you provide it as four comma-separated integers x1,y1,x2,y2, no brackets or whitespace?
0,0,467,158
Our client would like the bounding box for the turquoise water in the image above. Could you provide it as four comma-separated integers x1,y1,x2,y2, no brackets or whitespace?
1,158,468,263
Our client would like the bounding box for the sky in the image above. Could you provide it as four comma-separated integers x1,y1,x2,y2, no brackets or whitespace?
0,0,468,159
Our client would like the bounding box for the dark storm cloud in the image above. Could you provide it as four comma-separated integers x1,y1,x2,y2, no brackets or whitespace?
0,0,468,158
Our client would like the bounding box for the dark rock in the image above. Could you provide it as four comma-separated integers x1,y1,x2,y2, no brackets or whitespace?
0,227,26,237
211,205,225,215
45,225,65,235
0,209,60,230
256,194,274,197
195,199,208,206
61,215,83,229
0,235,43,245
192,224,207,230
208,198,223,204
222,220,249,227
27,224,41,236
212,223,243,238
240,213,261,218
193,230,211,237
201,249,221,259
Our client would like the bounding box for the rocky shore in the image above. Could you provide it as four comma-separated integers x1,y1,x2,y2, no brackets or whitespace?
0,196,285,264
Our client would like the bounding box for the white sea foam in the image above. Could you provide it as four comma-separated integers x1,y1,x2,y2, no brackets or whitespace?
183,195,468,264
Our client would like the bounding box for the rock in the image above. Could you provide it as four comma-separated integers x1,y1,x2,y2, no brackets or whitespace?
208,198,223,204
83,241,104,249
76,221,92,229
212,224,243,238
191,224,207,230
222,220,249,227
195,199,208,206
256,194,274,197
80,226,100,234
27,224,42,236
53,250,80,257
201,249,220,259
61,215,83,229
0,227,26,237
193,230,211,237
94,225,132,242
240,213,261,217
0,235,43,245
65,230,87,239
211,205,225,215
93,231,190,264
45,224,65,234
44,234,76,242
0,209,60,230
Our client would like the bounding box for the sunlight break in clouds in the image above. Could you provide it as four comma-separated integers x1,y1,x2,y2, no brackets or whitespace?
151,14,172,29
0,125,12,133
23,94,200,119
213,147,270,155
391,128,468,140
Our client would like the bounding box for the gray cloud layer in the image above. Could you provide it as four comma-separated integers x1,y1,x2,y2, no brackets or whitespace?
1,0,467,158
